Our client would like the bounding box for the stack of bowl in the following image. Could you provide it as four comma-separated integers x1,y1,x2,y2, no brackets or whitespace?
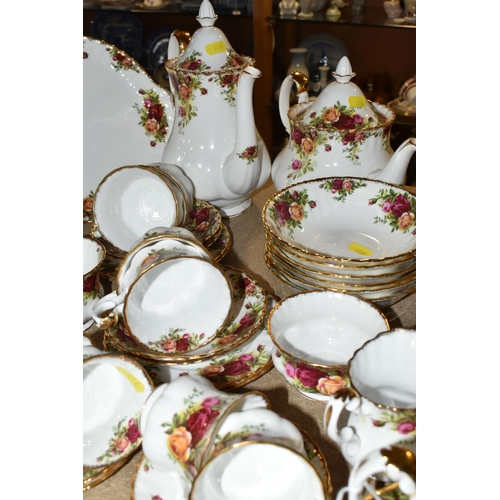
262,177,416,308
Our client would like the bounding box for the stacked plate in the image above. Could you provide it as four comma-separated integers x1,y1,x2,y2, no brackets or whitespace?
262,177,416,308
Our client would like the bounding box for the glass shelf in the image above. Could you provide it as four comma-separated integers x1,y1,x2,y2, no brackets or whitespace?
268,6,416,29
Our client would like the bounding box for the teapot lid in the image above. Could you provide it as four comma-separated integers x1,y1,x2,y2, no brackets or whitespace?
300,56,386,129
169,0,248,72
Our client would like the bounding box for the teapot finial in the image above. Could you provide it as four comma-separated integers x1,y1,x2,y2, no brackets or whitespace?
197,0,218,27
332,56,356,83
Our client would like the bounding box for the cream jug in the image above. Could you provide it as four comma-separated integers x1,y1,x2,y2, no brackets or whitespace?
272,57,416,191
161,0,271,217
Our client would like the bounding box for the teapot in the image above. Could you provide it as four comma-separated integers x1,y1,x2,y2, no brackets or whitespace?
161,0,271,217
271,56,416,191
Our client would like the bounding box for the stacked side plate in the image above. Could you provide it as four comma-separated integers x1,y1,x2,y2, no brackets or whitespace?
262,177,416,307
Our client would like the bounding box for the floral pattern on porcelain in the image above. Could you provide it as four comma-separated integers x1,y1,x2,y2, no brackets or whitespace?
133,89,169,147
185,201,221,242
83,191,95,222
369,189,416,234
267,188,317,238
161,388,233,479
237,145,259,164
147,328,206,354
198,344,270,383
96,415,141,464
136,246,188,275
284,103,391,182
275,350,349,396
372,410,416,436
83,272,101,305
319,177,367,202
211,49,246,107
105,46,140,73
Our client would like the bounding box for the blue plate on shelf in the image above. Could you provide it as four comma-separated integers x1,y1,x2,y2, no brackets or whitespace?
141,27,174,74
89,11,143,61
298,33,349,84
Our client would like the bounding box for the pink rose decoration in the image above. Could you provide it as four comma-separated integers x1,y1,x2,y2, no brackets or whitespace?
397,421,416,434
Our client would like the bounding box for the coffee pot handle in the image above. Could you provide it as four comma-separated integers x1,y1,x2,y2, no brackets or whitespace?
278,71,309,134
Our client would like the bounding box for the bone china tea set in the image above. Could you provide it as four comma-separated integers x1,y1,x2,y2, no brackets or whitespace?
83,1,416,498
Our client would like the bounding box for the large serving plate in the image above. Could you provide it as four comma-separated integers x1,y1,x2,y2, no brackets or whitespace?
83,36,175,223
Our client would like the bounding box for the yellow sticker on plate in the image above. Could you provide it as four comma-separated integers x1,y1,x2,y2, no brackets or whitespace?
348,242,373,257
347,96,367,108
206,41,227,55
116,366,145,392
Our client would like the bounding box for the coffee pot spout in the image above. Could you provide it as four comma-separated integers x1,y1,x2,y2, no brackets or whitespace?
222,65,263,196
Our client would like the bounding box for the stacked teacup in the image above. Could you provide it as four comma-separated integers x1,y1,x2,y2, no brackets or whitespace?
135,375,331,500
324,328,416,499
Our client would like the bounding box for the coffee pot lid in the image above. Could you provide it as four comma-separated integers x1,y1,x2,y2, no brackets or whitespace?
171,0,248,72
301,56,383,129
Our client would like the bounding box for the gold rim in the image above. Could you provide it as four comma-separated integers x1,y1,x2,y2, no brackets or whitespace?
262,176,416,265
266,242,416,291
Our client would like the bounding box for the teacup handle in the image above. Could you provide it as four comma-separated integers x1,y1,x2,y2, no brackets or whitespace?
91,290,125,329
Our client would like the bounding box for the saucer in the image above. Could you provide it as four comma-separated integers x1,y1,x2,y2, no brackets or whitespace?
185,199,222,246
206,223,231,263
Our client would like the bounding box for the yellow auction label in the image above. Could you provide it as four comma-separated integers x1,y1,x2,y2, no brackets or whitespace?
347,96,366,108
348,242,373,257
116,366,145,392
206,41,227,55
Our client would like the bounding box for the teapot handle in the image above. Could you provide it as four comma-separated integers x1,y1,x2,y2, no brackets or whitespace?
167,29,192,59
278,71,309,134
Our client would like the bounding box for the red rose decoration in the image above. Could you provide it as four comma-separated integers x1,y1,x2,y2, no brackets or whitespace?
126,422,141,443
185,406,220,446
294,362,327,388
335,114,356,130
390,194,412,218
148,103,163,121
83,273,97,293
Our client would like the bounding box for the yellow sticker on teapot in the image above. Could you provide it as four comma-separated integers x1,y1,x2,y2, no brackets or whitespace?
116,366,145,392
348,242,373,257
348,96,367,108
206,41,227,55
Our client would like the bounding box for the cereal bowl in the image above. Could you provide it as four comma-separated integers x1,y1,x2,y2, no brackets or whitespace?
267,290,389,400
263,177,416,265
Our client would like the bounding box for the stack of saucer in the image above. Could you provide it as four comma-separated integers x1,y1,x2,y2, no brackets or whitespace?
262,177,416,308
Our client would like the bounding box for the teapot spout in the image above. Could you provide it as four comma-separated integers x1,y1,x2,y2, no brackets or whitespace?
371,137,416,185
222,66,263,196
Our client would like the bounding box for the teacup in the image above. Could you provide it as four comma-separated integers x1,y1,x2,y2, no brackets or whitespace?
268,290,389,400
203,406,305,465
190,440,327,500
140,375,269,480
114,226,214,296
93,165,185,256
92,256,233,355
336,445,416,500
83,236,105,329
324,329,416,466
83,353,154,468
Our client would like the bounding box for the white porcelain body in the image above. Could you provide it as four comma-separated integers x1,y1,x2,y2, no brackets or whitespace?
115,228,214,295
92,256,232,354
83,354,154,467
336,445,416,500
140,375,268,480
83,37,175,222
268,291,389,400
324,329,416,466
190,441,327,500
94,166,185,254
272,73,416,190
161,6,271,216
83,237,105,326
263,177,416,263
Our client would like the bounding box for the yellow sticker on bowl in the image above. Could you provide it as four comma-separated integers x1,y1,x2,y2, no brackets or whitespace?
348,242,373,257
206,41,227,55
347,96,366,108
116,366,145,392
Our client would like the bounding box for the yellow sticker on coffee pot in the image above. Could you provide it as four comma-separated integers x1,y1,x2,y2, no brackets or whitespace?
116,366,145,392
206,41,227,55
